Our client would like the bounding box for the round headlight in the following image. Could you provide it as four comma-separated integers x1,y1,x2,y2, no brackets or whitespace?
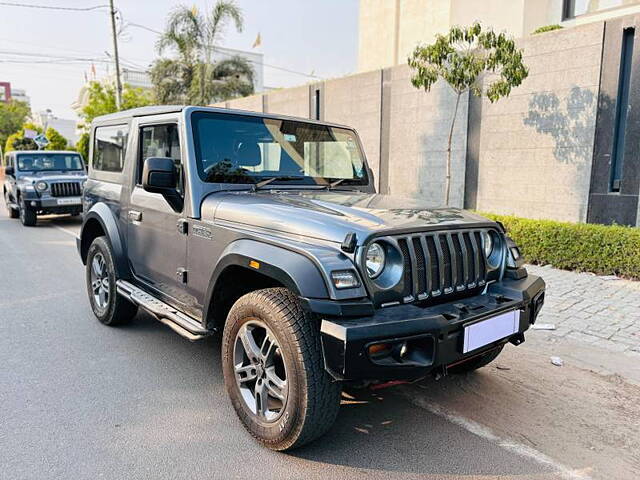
365,242,386,278
35,181,48,192
481,231,493,258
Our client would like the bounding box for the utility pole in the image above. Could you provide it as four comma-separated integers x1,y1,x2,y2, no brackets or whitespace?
109,0,123,109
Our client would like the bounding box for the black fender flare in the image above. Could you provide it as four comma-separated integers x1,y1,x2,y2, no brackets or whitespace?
79,202,130,279
202,239,330,322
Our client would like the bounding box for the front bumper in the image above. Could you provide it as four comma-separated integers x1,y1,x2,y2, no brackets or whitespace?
320,275,545,381
23,195,82,213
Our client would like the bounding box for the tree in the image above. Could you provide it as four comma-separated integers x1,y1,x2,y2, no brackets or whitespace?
150,1,254,105
73,80,153,160
44,127,68,150
0,100,31,152
408,23,528,205
4,122,69,153
75,132,90,162
78,81,153,129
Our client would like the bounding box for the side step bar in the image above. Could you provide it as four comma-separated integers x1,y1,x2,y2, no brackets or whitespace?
116,280,211,341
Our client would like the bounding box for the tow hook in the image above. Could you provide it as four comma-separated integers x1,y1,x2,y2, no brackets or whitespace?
509,333,525,346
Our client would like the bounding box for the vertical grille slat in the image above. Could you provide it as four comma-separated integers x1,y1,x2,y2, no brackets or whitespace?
412,237,426,297
405,237,419,298
432,235,446,295
474,231,487,285
425,236,440,294
397,239,412,297
445,233,459,289
51,182,80,197
419,236,432,295
457,232,470,288
439,235,453,294
465,232,479,285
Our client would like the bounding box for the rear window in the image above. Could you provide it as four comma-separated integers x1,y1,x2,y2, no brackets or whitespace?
93,125,129,172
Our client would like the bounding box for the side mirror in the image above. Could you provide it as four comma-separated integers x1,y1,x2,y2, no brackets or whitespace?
141,157,183,211
5,166,14,176
142,157,176,194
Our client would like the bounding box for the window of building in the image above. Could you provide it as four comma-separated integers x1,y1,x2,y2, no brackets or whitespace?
139,124,183,193
93,125,129,172
563,0,640,20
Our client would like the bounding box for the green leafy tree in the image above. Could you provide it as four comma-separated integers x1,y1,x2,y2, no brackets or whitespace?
79,81,153,129
74,80,153,160
150,1,254,105
409,23,528,204
44,127,68,150
5,122,70,153
0,100,31,152
75,132,90,162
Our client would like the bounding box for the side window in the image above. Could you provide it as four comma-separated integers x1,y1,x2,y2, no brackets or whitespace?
139,124,182,194
93,125,129,172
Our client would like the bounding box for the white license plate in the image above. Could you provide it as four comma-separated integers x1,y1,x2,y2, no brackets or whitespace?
56,197,81,205
463,310,520,353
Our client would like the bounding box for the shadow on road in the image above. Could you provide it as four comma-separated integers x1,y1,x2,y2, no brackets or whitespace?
33,213,83,229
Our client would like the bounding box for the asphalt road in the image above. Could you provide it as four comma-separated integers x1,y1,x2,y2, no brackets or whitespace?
0,206,573,480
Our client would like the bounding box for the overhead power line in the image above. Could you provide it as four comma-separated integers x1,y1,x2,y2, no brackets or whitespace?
0,2,108,11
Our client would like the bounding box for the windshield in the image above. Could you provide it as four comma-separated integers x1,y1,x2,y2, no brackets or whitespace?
17,153,84,172
191,111,369,186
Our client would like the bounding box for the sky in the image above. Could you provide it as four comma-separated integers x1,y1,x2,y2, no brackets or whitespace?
0,0,359,120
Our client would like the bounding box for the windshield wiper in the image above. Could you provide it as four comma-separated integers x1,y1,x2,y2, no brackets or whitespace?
325,178,347,190
252,176,304,190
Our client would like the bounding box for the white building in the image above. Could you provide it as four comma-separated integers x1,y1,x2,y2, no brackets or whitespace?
9,88,30,106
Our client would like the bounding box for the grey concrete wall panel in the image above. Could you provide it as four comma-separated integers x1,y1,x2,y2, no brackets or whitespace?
475,23,604,222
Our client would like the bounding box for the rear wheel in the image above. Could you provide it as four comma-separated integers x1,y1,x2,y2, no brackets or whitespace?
19,196,36,226
86,236,137,326
222,288,341,451
449,345,504,374
4,191,18,218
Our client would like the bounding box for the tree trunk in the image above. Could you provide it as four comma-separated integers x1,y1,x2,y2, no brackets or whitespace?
444,92,462,206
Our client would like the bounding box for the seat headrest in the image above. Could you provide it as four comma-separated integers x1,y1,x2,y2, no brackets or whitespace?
235,142,261,167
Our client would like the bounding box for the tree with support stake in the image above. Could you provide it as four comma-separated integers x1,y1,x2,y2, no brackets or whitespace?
408,23,528,205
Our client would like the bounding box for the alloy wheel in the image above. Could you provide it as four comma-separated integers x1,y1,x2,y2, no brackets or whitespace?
90,252,110,310
233,320,288,422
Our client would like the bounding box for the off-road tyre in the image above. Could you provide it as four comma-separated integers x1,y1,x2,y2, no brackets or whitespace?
19,196,36,226
449,344,504,374
4,191,18,218
86,236,137,326
222,288,341,451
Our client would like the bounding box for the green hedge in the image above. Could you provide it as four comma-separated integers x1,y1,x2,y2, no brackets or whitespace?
531,24,563,35
482,213,640,279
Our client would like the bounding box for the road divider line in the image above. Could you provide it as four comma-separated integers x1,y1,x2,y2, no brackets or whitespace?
52,224,80,239
396,388,593,480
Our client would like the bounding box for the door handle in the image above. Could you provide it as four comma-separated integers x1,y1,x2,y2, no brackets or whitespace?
128,210,142,222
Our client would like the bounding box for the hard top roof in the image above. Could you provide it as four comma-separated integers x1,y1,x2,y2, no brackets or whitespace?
92,105,352,130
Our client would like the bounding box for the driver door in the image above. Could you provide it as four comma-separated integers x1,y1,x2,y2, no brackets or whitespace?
126,121,188,304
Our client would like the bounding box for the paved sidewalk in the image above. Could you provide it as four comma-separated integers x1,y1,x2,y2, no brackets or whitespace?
528,264,640,353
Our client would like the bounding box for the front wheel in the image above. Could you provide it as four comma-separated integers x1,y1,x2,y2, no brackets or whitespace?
86,236,137,326
222,288,341,451
19,197,36,226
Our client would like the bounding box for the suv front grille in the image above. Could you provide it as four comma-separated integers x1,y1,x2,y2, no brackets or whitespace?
396,230,487,301
50,182,81,197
